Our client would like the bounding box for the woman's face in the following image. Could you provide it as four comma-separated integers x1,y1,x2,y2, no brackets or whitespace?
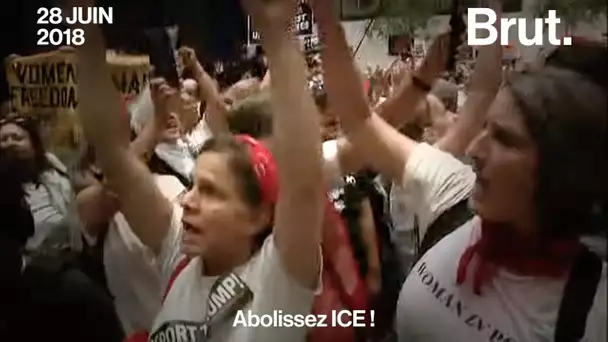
179,78,201,131
466,88,539,234
159,112,183,142
0,123,35,160
179,151,269,257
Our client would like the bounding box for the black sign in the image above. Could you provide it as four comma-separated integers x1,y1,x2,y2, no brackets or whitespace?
248,0,314,45
295,1,314,36
302,34,322,54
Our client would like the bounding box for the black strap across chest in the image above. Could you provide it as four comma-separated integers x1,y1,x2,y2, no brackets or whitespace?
413,199,603,342
555,248,603,342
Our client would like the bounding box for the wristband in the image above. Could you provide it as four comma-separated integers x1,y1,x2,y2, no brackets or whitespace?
412,76,432,92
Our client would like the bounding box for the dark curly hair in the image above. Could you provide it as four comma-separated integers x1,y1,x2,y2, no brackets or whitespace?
0,114,51,184
0,127,36,295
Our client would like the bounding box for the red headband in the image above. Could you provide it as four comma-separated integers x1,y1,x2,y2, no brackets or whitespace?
234,135,278,205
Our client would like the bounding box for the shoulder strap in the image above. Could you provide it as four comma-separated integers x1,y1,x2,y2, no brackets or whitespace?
415,198,474,262
162,257,191,302
554,248,603,342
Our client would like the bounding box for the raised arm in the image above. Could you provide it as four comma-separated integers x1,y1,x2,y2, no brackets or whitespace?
77,79,172,238
436,0,502,156
73,6,173,254
374,37,448,129
313,0,417,183
178,47,229,135
243,0,324,288
129,78,175,162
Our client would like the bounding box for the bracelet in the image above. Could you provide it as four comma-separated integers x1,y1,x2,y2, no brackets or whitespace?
412,75,432,92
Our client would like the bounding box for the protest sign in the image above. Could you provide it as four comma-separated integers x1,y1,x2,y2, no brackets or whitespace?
248,0,318,53
5,49,79,113
302,34,322,54
295,1,313,36
106,52,150,102
4,49,150,166
5,49,81,165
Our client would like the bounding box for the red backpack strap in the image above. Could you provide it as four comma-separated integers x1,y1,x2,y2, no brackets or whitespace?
124,332,149,342
124,258,191,342
162,257,191,302
322,199,369,312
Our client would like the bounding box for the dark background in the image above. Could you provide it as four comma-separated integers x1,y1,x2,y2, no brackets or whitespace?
1,0,524,103
0,0,249,103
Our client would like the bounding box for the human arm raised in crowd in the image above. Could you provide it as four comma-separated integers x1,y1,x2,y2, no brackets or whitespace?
242,0,325,289
128,78,175,162
75,79,171,238
179,47,230,135
328,33,453,177
71,2,173,254
314,0,418,183
436,0,502,157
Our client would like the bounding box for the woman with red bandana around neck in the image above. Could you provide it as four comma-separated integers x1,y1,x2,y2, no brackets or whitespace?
311,0,607,341
70,0,325,341
392,48,607,342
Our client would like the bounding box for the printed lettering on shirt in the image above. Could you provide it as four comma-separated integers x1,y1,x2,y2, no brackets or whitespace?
150,321,206,342
151,273,253,342
207,273,250,318
415,262,519,342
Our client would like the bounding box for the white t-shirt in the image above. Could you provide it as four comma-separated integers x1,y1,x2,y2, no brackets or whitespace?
396,144,607,342
389,143,475,272
155,118,213,181
155,141,196,181
25,182,65,249
129,85,213,181
24,164,76,251
149,209,319,342
322,139,344,190
103,175,186,334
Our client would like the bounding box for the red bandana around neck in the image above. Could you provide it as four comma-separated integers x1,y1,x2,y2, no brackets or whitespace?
456,221,583,295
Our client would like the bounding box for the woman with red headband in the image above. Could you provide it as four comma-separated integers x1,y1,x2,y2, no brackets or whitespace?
72,0,324,341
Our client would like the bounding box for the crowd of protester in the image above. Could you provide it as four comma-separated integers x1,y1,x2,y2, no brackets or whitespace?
1,0,606,341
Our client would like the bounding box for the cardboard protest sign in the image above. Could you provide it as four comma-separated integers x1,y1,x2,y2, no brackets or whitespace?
5,49,82,165
6,49,79,113
106,52,150,102
4,49,151,166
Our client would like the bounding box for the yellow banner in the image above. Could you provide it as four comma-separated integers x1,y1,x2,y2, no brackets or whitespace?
4,48,150,165
107,52,150,100
5,49,151,113
5,49,78,113
5,49,80,165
